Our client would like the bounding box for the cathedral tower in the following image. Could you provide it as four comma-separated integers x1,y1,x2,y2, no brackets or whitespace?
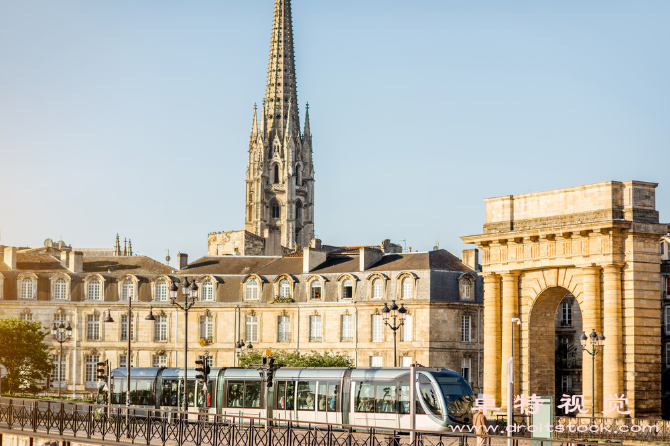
245,0,314,254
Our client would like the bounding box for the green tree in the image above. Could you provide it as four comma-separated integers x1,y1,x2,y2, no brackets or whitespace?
238,350,353,368
0,317,53,394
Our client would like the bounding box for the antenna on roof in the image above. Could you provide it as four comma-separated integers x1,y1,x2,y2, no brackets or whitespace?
166,249,171,265
400,239,407,253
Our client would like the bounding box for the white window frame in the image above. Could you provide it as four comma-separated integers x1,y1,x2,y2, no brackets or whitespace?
155,280,168,302
85,355,100,388
401,278,412,299
279,280,291,298
372,314,383,343
154,315,168,342
461,315,471,343
53,279,67,300
246,279,259,301
278,316,291,342
21,312,33,322
121,280,135,301
402,314,413,342
201,280,214,301
20,277,36,299
665,307,670,336
51,354,66,388
121,314,135,342
87,279,101,300
309,315,322,342
341,314,353,342
370,356,383,367
152,355,168,368
561,302,572,327
245,315,259,342
200,315,214,342
119,354,135,368
310,281,322,300
372,279,383,299
342,279,354,299
86,314,100,341
198,355,213,367
400,356,412,367
461,358,472,383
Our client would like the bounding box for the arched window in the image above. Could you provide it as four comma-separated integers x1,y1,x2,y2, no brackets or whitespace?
372,279,383,299
342,279,353,299
271,201,280,219
155,280,168,301
310,281,322,300
202,280,214,301
21,279,34,299
273,164,280,184
88,279,101,300
246,279,259,300
54,279,67,300
401,278,412,299
461,280,471,299
122,280,134,301
296,202,302,221
279,279,290,298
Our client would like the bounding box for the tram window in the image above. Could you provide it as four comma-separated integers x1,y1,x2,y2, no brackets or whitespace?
397,381,425,415
376,383,397,413
286,381,295,410
227,381,244,407
297,381,316,410
186,380,197,407
419,375,442,416
354,382,375,413
277,382,287,409
327,382,339,412
133,380,154,405
317,382,327,411
245,381,261,408
206,381,214,408
112,379,126,405
162,380,180,406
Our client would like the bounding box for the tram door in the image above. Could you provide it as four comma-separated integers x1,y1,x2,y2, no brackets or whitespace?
373,382,398,429
352,382,375,428
274,381,296,424
316,382,340,425
295,381,317,425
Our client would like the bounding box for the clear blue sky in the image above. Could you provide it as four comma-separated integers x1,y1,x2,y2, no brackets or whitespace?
1,0,668,264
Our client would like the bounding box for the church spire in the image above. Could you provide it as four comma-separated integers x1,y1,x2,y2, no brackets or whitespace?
303,102,311,141
251,103,258,139
113,233,121,256
265,0,300,140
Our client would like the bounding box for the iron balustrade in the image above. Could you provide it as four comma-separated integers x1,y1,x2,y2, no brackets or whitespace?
0,397,667,446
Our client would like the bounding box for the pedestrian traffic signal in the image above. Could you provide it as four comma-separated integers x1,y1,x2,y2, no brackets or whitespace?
195,359,210,383
96,361,107,381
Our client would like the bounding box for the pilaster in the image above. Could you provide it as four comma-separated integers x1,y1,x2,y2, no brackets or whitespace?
500,271,521,411
482,273,501,409
602,262,624,417
580,265,603,415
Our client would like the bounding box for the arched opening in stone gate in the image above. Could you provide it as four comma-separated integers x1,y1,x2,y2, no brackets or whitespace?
528,286,583,415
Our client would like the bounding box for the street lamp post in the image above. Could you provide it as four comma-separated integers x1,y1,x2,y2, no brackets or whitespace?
235,340,253,367
169,278,198,415
580,329,605,415
381,301,407,367
50,322,72,397
103,301,155,420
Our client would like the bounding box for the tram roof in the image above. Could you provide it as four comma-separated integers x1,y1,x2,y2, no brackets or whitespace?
111,367,224,379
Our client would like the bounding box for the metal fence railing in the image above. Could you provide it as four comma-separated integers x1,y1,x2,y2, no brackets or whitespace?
0,397,665,446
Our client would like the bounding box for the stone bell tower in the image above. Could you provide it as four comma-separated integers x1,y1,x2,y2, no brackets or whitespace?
244,0,315,254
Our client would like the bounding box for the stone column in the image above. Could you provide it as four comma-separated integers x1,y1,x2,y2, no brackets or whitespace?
603,263,624,417
482,273,501,408
580,266,603,415
500,271,520,411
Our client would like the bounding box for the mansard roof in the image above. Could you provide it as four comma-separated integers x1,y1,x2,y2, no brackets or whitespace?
183,249,472,277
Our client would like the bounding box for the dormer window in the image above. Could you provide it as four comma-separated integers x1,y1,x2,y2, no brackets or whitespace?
458,273,475,300
54,279,67,300
343,280,353,299
311,281,322,300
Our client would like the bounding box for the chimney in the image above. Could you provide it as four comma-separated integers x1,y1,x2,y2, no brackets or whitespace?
69,251,84,272
359,247,383,271
178,252,188,270
3,247,17,270
303,247,327,273
462,248,479,272
60,251,69,268
309,238,322,249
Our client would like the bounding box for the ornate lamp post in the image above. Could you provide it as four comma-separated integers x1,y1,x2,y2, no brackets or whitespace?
580,329,605,415
169,278,198,414
382,301,407,367
235,340,253,366
50,321,72,397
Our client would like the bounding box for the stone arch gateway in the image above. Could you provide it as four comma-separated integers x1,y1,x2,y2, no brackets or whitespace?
462,181,668,418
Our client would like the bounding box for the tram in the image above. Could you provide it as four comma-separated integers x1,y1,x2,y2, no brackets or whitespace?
96,367,474,431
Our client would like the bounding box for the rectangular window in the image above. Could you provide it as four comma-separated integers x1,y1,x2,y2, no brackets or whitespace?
86,314,100,341
154,315,168,342
198,355,213,367
152,355,167,367
402,314,413,342
666,343,670,368
309,315,322,342
341,314,353,342
400,356,412,367
297,381,316,410
370,356,383,367
561,375,573,393
200,316,213,342
85,355,99,384
278,316,290,342
665,307,670,335
54,313,67,326
121,315,135,341
245,316,259,343
21,280,34,299
51,354,66,387
461,358,471,383
119,355,135,368
561,302,572,326
461,315,471,343
21,313,33,322
666,277,670,299
342,281,353,299
372,314,383,342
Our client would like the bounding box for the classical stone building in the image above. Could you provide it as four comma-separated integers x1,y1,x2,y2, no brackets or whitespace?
0,240,483,396
463,180,668,418
242,0,314,255
660,235,669,382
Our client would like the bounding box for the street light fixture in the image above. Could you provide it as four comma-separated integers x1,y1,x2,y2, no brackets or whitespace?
580,329,605,415
382,300,407,367
170,278,198,415
234,340,253,367
51,321,72,397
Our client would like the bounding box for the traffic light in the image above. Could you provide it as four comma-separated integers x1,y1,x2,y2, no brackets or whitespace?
266,357,275,388
195,359,210,383
96,361,107,381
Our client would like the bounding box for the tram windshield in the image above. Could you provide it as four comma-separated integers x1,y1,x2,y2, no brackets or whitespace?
432,371,475,424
